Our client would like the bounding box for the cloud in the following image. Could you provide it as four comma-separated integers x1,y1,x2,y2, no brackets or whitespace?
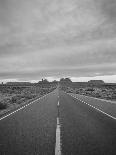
71,75,116,83
0,0,105,47
0,0,116,81
100,0,116,21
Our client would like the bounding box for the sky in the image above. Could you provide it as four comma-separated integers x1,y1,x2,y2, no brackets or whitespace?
0,0,116,83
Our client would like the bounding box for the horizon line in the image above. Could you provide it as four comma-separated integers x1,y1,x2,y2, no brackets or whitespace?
1,74,116,84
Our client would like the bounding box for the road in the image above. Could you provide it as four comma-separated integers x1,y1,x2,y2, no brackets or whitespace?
70,93,116,118
0,89,116,155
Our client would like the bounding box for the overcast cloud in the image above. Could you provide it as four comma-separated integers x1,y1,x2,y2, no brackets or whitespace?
0,0,116,82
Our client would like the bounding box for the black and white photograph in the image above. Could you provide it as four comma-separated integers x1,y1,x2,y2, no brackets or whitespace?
0,0,116,154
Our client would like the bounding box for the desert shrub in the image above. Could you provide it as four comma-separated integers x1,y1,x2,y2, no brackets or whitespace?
111,94,116,100
0,101,7,109
67,90,73,93
11,97,17,103
11,96,19,103
17,98,26,104
10,94,37,104
86,87,95,91
24,94,34,99
11,95,23,103
94,93,101,98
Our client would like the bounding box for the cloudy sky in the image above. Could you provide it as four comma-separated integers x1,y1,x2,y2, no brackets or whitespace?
0,0,116,82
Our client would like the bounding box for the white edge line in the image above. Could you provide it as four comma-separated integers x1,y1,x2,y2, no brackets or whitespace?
0,92,51,121
72,93,116,104
68,94,116,120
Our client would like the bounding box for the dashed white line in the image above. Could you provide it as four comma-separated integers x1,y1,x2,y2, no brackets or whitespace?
55,117,61,155
55,100,61,155
0,93,51,121
70,94,116,120
57,101,60,107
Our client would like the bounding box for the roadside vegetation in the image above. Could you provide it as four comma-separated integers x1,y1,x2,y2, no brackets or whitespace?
62,86,116,101
60,78,116,101
0,81,57,113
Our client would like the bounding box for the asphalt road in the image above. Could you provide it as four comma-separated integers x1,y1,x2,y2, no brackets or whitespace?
59,91,116,155
70,93,116,118
0,89,116,155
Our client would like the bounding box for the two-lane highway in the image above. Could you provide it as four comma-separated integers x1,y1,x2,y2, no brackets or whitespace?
0,89,116,155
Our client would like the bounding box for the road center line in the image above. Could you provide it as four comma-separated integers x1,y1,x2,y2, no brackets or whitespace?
70,94,116,120
55,101,61,155
55,117,61,155
57,101,60,107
